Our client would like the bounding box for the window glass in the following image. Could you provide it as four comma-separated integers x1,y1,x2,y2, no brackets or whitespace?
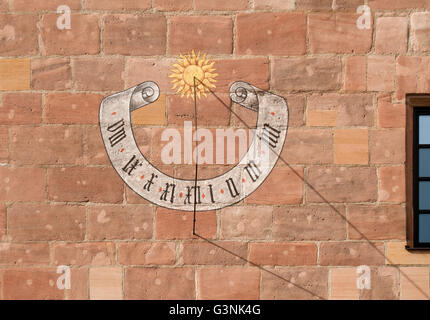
419,149,430,177
419,181,430,210
419,214,430,243
419,115,430,144
410,104,430,248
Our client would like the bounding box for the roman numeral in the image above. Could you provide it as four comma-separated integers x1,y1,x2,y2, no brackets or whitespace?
226,178,239,198
160,183,176,203
122,155,142,176
143,173,157,192
184,186,201,205
208,184,215,203
107,119,126,147
244,160,261,182
260,123,281,149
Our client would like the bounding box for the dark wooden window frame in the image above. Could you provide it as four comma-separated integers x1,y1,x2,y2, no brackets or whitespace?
406,94,430,249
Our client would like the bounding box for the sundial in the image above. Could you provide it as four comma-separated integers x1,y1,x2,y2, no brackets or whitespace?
99,51,289,212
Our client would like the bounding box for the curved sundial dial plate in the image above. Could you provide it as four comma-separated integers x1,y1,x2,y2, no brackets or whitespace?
99,81,289,211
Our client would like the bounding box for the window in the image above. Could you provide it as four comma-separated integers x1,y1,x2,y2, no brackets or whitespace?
407,95,430,249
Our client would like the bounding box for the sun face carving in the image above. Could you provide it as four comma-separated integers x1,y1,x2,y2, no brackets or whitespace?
169,51,218,100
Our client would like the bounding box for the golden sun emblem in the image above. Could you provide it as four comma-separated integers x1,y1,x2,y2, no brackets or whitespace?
169,51,218,100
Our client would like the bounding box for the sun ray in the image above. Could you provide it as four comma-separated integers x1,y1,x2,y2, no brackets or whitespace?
198,53,207,67
172,80,185,90
179,54,190,67
172,64,184,72
169,73,182,80
202,62,215,71
169,51,217,100
190,50,197,65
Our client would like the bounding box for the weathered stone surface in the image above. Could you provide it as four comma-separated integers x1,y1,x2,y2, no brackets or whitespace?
273,205,346,241
271,57,342,91
307,167,378,203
